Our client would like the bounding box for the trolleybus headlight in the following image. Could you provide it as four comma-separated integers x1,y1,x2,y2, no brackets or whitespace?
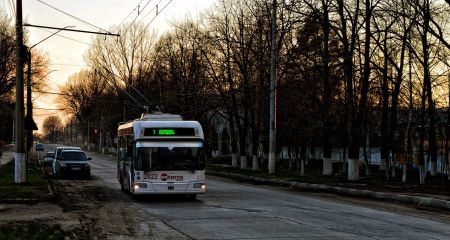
194,183,205,189
133,183,147,190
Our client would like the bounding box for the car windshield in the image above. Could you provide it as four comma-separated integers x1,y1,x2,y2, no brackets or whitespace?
135,147,205,171
57,148,80,159
61,152,87,161
46,153,55,158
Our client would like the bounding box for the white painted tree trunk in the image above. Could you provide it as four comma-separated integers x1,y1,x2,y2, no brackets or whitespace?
323,158,332,176
14,153,26,183
252,155,258,170
448,164,450,180
348,158,359,181
300,158,305,176
419,165,426,185
379,158,387,171
391,162,396,178
430,161,437,176
402,163,407,183
232,153,238,168
240,156,247,169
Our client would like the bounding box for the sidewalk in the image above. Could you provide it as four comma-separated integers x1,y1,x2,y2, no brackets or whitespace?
207,168,450,211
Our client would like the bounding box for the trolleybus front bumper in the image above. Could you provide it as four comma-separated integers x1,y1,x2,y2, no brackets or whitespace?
130,181,206,195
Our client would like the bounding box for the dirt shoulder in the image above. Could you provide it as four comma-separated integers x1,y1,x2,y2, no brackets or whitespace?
0,176,187,239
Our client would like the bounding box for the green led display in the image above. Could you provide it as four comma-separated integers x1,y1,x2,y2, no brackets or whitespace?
158,129,175,135
144,128,195,137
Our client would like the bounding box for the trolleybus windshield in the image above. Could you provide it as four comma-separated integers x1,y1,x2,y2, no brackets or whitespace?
135,142,205,172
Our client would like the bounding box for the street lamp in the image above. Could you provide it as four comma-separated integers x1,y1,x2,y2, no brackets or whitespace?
25,25,73,149
24,26,73,182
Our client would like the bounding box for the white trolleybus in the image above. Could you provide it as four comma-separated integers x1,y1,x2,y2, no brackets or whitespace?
117,113,206,199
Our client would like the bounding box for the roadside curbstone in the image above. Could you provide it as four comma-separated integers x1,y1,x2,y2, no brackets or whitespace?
207,170,450,210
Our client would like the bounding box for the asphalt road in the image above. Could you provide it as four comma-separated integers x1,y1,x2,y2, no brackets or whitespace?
48,144,450,240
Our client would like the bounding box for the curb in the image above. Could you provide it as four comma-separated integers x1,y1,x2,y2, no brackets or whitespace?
207,171,450,210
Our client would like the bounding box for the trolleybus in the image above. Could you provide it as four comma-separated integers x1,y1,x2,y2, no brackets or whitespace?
117,113,206,199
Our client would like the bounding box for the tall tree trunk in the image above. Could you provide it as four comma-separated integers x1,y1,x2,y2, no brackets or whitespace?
337,0,359,178
349,0,372,181
422,0,437,179
419,84,427,185
228,112,239,168
321,0,332,176
380,28,390,174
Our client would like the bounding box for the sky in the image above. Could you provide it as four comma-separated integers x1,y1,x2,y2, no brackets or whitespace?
0,0,215,132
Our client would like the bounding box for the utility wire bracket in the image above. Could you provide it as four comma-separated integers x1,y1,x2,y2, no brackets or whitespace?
23,23,120,37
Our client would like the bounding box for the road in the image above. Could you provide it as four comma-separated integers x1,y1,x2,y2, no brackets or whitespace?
44,144,450,239
38,143,450,239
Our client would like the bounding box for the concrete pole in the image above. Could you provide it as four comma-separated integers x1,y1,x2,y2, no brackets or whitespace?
87,117,90,151
268,0,277,174
448,74,450,180
25,50,32,183
100,116,103,153
14,0,26,183
26,50,32,151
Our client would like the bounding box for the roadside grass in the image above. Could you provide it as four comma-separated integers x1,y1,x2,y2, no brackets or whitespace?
207,157,450,195
0,154,50,201
206,163,346,185
0,223,64,240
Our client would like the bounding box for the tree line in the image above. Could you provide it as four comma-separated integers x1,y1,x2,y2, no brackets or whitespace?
0,10,49,146
55,0,450,184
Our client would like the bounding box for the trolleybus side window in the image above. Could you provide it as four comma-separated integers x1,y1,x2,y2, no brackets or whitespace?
118,135,134,162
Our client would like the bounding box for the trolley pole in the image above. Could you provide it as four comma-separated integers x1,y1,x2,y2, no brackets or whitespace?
268,0,277,174
15,0,26,183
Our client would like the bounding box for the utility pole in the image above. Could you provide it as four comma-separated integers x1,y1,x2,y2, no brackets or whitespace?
447,73,450,181
15,0,26,183
268,0,277,174
87,117,90,151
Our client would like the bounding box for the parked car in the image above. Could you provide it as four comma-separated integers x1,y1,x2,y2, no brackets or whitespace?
35,143,44,151
52,146,81,176
55,150,91,179
41,151,55,165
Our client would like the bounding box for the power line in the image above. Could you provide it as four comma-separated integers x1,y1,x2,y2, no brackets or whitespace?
131,0,173,46
35,0,110,34
8,0,15,17
37,27,94,46
34,90,72,96
51,63,89,67
34,112,59,117
34,107,66,111
121,0,156,36
118,0,150,26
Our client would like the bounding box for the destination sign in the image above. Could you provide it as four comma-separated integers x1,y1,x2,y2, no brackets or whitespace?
144,128,195,137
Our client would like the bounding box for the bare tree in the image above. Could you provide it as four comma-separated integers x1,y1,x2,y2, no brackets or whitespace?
42,115,63,143
85,22,156,108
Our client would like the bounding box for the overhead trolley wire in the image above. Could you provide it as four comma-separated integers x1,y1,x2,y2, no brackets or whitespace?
131,0,172,46
37,27,93,46
8,0,15,16
121,0,155,36
35,0,111,34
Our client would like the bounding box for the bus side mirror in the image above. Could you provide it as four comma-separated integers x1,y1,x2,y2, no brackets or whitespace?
88,157,92,160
